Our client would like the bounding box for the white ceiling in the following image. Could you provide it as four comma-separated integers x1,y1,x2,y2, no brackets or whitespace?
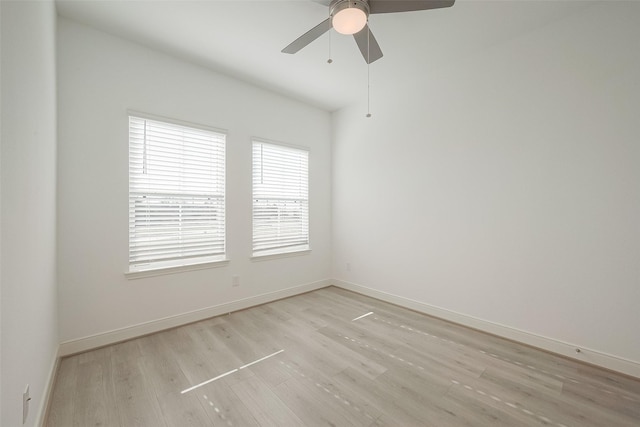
55,0,595,112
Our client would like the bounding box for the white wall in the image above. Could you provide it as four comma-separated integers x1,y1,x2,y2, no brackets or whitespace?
56,18,332,348
332,2,640,373
1,3,3,421
1,1,59,426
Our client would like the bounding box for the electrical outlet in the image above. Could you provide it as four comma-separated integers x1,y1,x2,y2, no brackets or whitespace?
232,275,240,287
23,384,31,424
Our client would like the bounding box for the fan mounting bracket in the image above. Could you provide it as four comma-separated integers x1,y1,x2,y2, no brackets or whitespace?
329,0,370,18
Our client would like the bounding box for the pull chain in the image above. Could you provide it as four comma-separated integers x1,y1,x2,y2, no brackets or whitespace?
327,27,333,64
366,25,372,118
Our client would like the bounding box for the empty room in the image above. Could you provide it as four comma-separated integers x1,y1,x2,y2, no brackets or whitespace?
1,0,639,426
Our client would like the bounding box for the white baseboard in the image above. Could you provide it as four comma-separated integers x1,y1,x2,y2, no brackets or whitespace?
36,347,60,427
332,279,640,379
59,279,331,356
55,277,640,378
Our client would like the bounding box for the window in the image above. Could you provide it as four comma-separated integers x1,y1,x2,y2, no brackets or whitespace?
128,114,226,273
252,140,309,257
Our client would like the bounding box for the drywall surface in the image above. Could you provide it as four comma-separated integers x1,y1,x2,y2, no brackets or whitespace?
332,2,640,367
56,18,331,344
1,1,59,426
0,3,3,422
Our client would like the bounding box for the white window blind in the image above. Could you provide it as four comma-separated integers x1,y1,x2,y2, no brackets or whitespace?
252,140,309,256
129,115,226,272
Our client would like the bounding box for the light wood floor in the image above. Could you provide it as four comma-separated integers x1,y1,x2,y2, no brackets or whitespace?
46,286,640,426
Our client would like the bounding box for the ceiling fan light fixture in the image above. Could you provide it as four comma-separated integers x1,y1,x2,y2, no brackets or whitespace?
333,8,367,35
282,0,455,63
331,0,369,35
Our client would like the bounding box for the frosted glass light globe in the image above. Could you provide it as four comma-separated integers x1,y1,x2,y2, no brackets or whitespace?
332,7,367,35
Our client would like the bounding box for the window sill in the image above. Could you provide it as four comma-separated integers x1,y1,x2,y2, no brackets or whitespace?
251,248,311,262
125,259,230,280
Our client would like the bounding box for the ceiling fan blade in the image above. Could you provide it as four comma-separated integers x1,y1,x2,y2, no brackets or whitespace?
369,0,455,14
282,18,332,54
310,0,332,5
353,24,383,64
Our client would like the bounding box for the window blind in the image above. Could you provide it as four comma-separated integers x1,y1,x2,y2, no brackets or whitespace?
252,140,309,256
129,115,226,271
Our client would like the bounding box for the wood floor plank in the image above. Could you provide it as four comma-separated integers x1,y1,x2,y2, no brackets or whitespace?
138,333,191,397
443,382,543,427
191,380,261,427
230,375,304,426
110,340,167,427
226,310,283,353
73,358,119,427
481,363,564,397
560,381,640,426
273,376,370,426
155,391,214,427
313,327,388,380
245,355,292,387
44,357,77,427
332,366,446,426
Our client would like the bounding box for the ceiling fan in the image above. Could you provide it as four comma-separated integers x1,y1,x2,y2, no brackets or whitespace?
282,0,455,64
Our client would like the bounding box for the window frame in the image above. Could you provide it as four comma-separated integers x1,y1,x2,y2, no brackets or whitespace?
251,138,310,259
126,112,228,277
